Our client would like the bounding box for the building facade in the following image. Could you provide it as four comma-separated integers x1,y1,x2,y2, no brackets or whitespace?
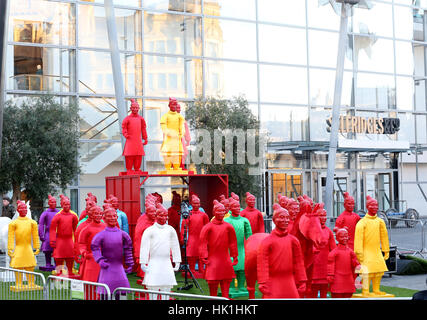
3,0,427,217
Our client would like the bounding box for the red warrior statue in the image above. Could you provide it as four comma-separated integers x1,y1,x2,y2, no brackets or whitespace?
335,192,360,251
49,195,79,276
257,203,307,298
121,98,148,175
168,191,182,238
199,200,238,298
310,203,336,298
180,194,209,278
328,227,360,298
240,192,265,234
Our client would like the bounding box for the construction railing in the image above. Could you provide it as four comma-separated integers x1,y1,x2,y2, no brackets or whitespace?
45,275,111,300
112,287,229,301
0,266,46,300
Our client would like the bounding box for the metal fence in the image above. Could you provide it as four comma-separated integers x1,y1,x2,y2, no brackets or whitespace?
45,275,111,300
385,217,427,258
0,266,46,300
112,287,229,301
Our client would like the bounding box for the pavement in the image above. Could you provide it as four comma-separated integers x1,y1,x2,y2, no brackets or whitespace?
381,273,427,291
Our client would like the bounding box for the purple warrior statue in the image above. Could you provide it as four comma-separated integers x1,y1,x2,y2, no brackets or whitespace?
38,195,60,271
91,206,134,299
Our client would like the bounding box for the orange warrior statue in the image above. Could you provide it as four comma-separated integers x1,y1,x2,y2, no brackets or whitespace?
121,99,148,175
159,97,186,173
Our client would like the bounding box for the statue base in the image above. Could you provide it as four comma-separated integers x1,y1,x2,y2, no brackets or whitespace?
10,284,43,292
229,288,249,298
158,169,193,175
352,292,395,298
119,171,148,176
39,265,55,272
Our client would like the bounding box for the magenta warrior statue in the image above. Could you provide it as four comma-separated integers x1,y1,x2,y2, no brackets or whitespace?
38,195,59,271
121,99,148,175
91,206,134,299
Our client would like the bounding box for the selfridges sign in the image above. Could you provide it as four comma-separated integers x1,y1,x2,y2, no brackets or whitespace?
326,115,400,135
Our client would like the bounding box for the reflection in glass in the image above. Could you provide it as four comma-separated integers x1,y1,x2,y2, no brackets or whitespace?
6,45,68,92
258,0,306,26
203,0,256,20
397,112,415,143
78,50,114,94
416,115,427,144
415,78,426,111
78,4,109,49
396,76,414,111
145,57,202,99
309,69,352,107
355,73,395,109
395,41,414,75
394,5,414,40
205,60,257,101
79,141,122,175
144,12,202,57
354,111,392,141
308,30,352,69
261,105,308,142
115,8,142,52
355,38,394,74
9,0,75,46
143,0,201,14
114,0,142,6
121,53,143,96
307,0,340,31
79,97,119,140
259,64,307,104
352,2,393,37
204,18,256,61
310,107,331,142
258,24,306,65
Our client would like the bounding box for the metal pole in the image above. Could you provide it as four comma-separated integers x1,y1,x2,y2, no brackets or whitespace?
324,3,349,218
0,0,10,216
104,0,127,169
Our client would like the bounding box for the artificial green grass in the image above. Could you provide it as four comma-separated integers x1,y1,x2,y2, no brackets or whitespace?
32,268,419,299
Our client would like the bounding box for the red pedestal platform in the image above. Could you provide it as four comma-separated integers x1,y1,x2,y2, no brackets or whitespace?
105,172,229,244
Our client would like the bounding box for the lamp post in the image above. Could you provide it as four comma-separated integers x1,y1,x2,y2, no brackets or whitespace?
322,0,372,218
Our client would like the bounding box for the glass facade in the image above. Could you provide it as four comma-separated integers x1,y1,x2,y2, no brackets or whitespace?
4,0,427,214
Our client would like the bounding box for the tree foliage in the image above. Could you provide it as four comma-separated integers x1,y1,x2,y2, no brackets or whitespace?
185,96,262,201
0,95,80,206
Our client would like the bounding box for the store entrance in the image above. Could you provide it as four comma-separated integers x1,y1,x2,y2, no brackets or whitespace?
318,172,349,217
362,172,393,212
270,172,303,201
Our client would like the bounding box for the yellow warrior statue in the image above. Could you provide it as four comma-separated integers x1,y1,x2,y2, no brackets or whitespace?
159,97,187,174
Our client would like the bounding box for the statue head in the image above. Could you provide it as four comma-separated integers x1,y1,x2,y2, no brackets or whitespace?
107,194,119,210
213,200,226,222
60,195,71,212
152,192,163,204
146,203,157,221
86,192,97,204
231,192,239,202
229,198,240,217
171,191,181,207
272,203,290,232
190,194,200,212
129,99,140,115
313,202,327,226
17,201,27,218
219,194,230,213
168,97,178,112
334,227,349,246
103,206,118,228
278,194,289,210
287,198,299,221
343,192,355,213
89,205,103,224
366,196,378,216
245,192,256,208
47,195,57,210
176,102,181,113
155,203,168,225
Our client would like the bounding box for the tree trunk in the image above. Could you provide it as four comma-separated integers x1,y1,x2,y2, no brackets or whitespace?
11,182,21,208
